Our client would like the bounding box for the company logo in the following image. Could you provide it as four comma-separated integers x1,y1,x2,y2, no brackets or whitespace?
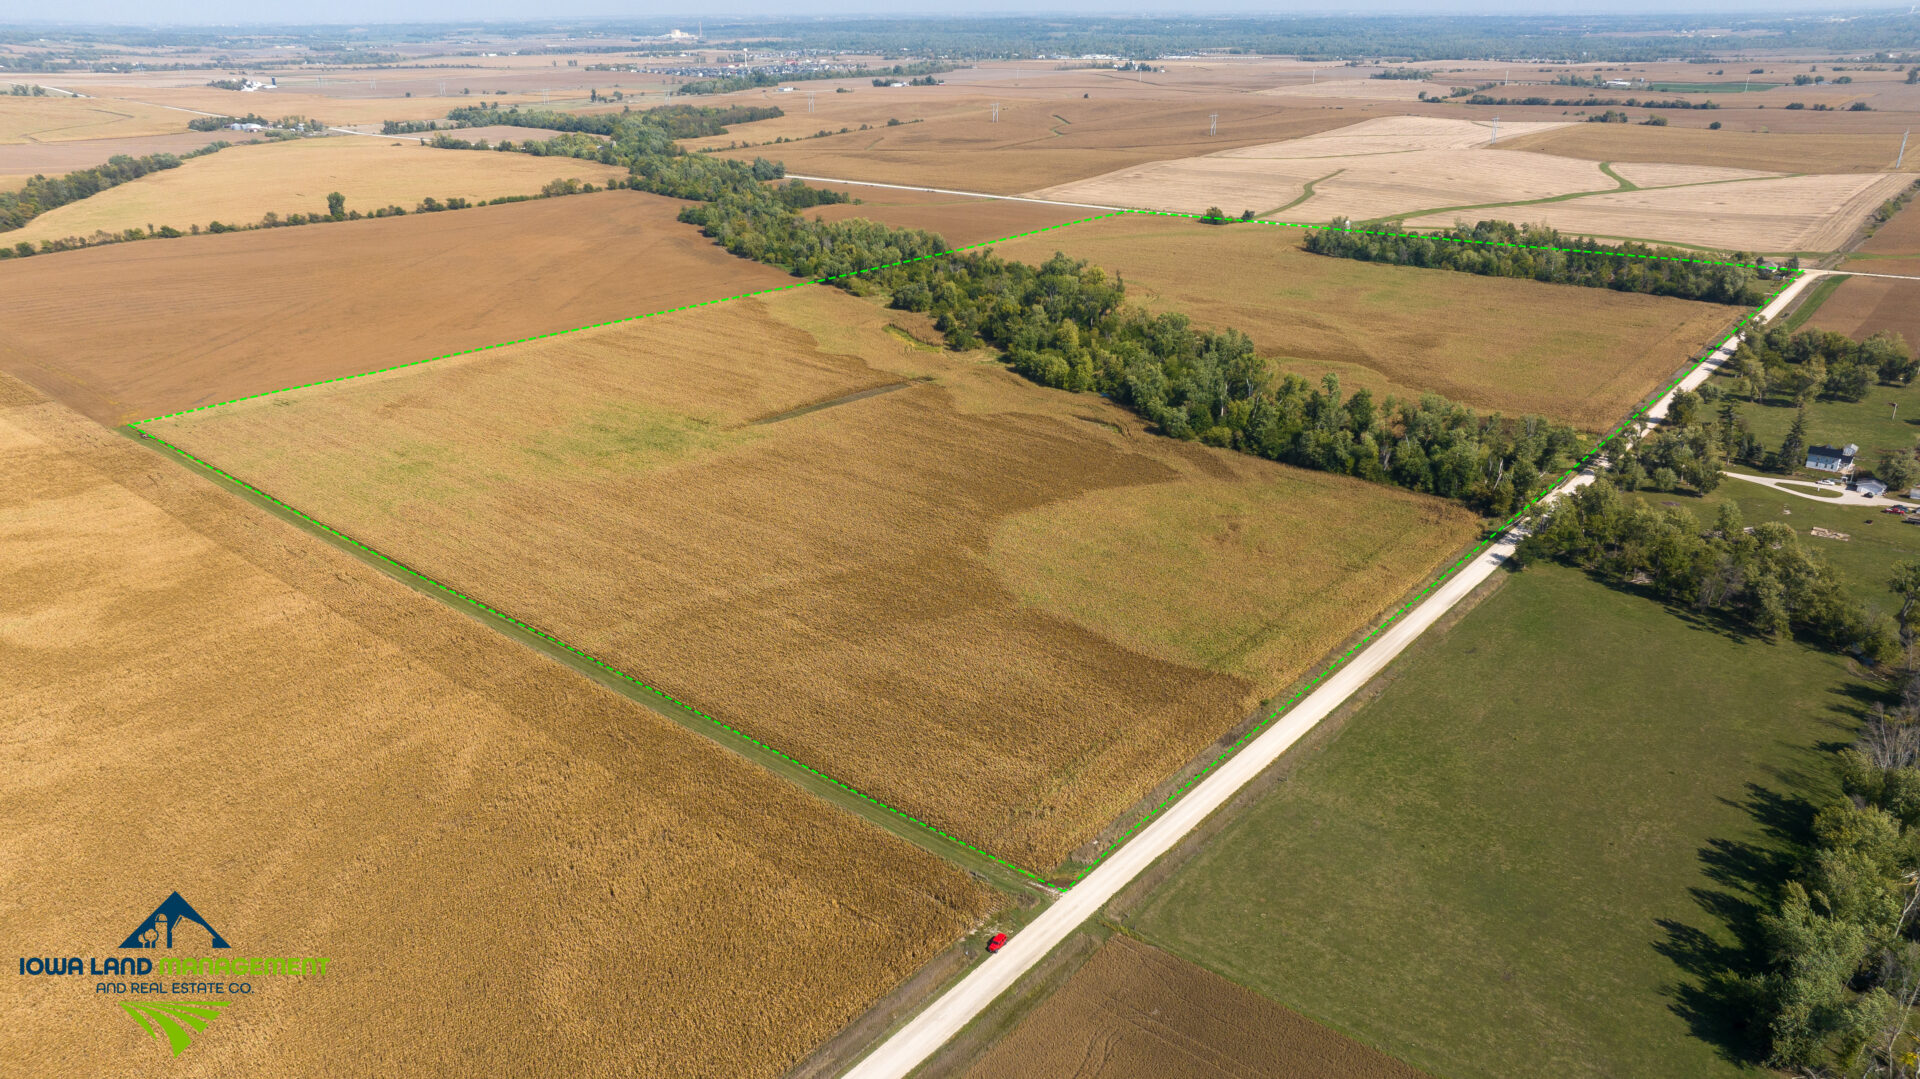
16,890,332,1059
119,892,230,950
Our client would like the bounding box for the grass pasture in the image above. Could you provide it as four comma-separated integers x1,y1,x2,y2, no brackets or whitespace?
141,284,1481,871
959,934,1427,1079
985,215,1737,431
0,379,997,1077
0,94,188,143
1125,562,1866,1079
7,137,630,245
0,189,792,424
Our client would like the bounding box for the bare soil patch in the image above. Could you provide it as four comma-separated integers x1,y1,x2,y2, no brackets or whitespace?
1807,275,1920,347
0,380,995,1078
143,286,1478,870
0,189,792,424
802,183,1103,246
0,130,258,173
1847,189,1920,275
962,934,1429,1079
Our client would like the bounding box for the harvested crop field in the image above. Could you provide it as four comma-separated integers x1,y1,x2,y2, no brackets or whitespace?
1497,124,1912,174
142,285,1480,870
1847,188,1920,275
1806,275,1920,347
0,95,188,143
0,189,792,424
1030,116,1586,219
715,98,1364,195
961,935,1427,1079
986,215,1736,430
802,183,1102,246
0,377,996,1078
7,137,630,245
1402,170,1916,253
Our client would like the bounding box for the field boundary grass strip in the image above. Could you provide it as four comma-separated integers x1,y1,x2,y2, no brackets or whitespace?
123,208,1800,883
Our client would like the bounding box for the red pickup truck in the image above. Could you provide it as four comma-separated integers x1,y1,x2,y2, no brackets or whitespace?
985,932,1009,954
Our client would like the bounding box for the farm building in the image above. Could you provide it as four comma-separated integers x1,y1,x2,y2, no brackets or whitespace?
1806,443,1859,475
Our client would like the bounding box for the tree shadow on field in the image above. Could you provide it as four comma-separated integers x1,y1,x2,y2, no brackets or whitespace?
1655,781,1817,1067
1655,677,1881,1068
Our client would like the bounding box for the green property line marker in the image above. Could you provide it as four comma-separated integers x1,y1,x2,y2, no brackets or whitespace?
123,207,1798,884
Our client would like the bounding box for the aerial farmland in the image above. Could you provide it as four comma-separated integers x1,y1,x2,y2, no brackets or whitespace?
6,12,1920,1079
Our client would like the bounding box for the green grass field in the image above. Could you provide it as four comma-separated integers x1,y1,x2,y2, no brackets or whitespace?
1123,562,1870,1079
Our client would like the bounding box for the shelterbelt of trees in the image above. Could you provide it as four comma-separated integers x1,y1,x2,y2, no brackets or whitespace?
1305,219,1771,306
437,101,784,139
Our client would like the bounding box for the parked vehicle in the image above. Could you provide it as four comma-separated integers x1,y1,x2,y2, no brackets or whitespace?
1817,478,1844,487
985,932,1008,954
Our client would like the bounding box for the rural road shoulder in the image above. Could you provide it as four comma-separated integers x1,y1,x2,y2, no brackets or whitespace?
837,263,1821,1079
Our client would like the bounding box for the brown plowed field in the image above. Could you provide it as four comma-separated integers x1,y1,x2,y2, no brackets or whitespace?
0,376,995,1078
962,935,1429,1079
1497,125,1911,174
1807,275,1920,347
0,188,792,424
0,129,260,173
803,183,1103,246
1848,190,1920,276
143,286,1480,870
986,215,1735,431
715,98,1367,194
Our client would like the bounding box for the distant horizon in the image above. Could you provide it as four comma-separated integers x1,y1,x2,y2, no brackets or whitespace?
3,5,1915,30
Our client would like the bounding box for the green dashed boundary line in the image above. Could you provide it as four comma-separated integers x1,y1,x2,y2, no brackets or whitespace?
124,206,1800,888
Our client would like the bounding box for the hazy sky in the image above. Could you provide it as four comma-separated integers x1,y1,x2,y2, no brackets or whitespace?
11,1,1903,25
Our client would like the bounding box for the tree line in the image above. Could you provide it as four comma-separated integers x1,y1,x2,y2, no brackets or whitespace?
439,101,783,139
1304,219,1770,306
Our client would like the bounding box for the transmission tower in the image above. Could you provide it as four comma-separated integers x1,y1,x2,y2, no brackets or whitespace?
1489,117,1499,145
807,91,815,113
1209,113,1218,136
991,102,1000,122
1900,129,1911,169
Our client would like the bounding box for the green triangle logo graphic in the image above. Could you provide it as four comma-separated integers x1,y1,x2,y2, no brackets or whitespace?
120,1000,230,1057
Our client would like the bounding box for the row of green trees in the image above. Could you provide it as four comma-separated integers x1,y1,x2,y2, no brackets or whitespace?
0,148,222,233
1303,218,1769,305
1724,324,1919,407
1464,93,1720,109
1517,479,1895,655
676,61,956,95
440,101,783,139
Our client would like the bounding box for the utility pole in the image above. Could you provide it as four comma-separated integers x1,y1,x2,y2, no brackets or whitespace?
1209,113,1218,135
1900,129,1911,169
991,101,999,122
1490,116,1499,145
807,91,815,112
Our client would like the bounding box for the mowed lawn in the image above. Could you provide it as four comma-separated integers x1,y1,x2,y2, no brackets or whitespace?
142,285,1481,871
986,216,1737,431
1125,562,1864,1079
